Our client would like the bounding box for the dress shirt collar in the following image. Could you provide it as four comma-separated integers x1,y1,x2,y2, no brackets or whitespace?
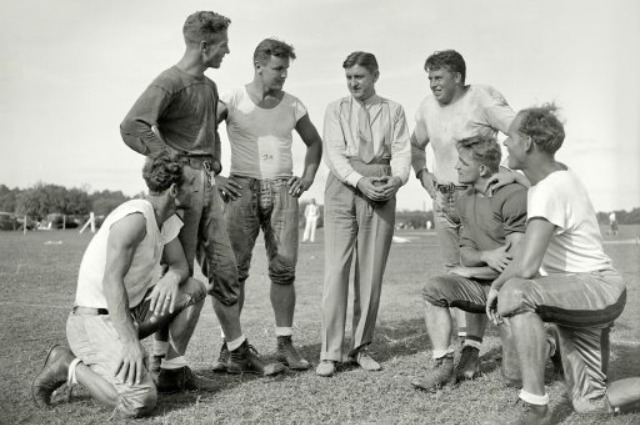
352,93,381,108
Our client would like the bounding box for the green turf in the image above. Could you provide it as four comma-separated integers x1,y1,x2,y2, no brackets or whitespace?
1,225,639,424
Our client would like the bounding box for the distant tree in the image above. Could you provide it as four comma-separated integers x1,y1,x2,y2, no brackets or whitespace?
65,188,91,215
15,188,46,219
0,184,18,212
597,208,640,225
90,190,130,216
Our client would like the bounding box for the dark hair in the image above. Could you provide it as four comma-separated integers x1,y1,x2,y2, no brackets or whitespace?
142,152,185,193
183,11,231,45
424,50,466,83
457,135,501,173
342,51,379,74
254,38,296,65
517,103,565,154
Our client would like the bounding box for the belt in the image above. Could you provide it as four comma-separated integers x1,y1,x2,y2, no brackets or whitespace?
184,156,215,171
348,156,391,165
73,306,109,316
435,183,468,194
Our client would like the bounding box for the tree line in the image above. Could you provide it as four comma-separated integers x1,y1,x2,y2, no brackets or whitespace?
1,182,638,225
0,184,133,220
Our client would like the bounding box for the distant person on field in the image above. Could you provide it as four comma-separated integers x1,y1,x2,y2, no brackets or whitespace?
213,38,322,372
608,212,618,235
486,104,640,424
410,49,527,378
303,199,321,242
317,52,411,377
31,152,215,418
120,12,282,376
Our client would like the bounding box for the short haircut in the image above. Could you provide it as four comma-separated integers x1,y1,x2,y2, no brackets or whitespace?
254,38,296,65
517,103,565,154
457,135,502,173
183,11,231,45
342,51,379,74
142,152,185,193
424,50,466,83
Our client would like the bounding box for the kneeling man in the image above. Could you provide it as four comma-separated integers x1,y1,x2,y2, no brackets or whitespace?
31,152,215,418
411,135,527,390
487,105,640,424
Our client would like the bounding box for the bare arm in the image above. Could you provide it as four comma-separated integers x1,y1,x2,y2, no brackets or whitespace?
411,130,438,199
486,219,554,323
147,237,189,317
378,105,411,200
102,213,147,385
289,114,323,197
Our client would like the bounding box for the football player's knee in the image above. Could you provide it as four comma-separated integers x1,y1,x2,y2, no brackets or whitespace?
269,257,296,286
497,279,530,317
422,276,451,307
117,383,158,419
181,277,207,304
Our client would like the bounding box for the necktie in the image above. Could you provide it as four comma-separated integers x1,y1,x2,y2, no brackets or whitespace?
358,104,375,163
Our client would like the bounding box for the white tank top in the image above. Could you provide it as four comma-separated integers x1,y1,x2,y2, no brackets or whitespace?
74,199,182,309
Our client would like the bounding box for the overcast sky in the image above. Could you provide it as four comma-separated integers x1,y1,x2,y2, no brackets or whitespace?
1,0,638,212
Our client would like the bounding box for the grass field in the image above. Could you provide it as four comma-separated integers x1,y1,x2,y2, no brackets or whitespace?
1,225,639,424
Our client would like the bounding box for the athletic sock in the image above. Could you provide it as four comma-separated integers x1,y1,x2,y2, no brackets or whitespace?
227,335,247,352
161,356,188,370
153,341,169,357
519,389,549,406
432,347,455,359
67,358,81,386
463,336,482,350
275,327,293,337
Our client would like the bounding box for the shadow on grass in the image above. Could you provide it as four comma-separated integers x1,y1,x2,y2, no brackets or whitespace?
609,342,640,381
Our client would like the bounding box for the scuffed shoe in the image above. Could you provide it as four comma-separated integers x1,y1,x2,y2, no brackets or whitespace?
455,345,480,381
315,360,336,377
212,342,230,373
157,366,217,393
352,351,381,372
276,336,310,370
606,378,640,413
411,355,455,391
31,345,75,408
227,340,285,376
507,402,552,425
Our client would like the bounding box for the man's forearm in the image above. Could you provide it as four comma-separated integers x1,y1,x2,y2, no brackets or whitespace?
103,276,138,342
489,260,519,292
460,247,484,267
120,122,169,156
411,144,427,175
465,266,500,280
164,264,188,287
302,142,322,181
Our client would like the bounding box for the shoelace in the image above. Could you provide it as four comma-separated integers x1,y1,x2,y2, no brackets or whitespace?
247,344,261,356
218,343,229,360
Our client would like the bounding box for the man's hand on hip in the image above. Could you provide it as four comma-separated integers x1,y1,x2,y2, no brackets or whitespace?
288,175,312,198
215,175,242,201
